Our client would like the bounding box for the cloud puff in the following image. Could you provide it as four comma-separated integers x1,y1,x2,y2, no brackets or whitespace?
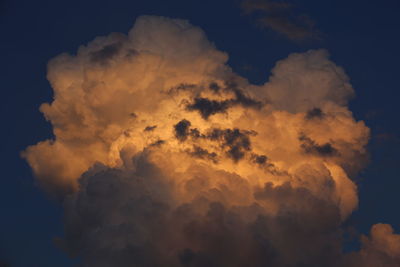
23,15,398,266
343,224,400,267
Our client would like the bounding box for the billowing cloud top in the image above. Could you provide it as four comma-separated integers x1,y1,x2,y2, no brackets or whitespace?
23,16,399,267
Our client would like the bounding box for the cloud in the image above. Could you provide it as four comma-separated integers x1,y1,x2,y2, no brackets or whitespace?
241,0,320,42
343,224,400,267
22,15,398,266
60,160,345,267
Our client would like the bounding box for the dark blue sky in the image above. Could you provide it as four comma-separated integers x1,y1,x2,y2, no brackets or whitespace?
1,0,400,266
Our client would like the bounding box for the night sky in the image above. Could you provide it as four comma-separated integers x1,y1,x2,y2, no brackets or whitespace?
1,0,400,266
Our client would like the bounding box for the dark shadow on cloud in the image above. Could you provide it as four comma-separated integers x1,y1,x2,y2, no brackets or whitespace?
58,158,400,267
208,128,253,162
208,82,220,93
90,42,123,65
241,0,320,42
144,125,157,132
60,158,346,267
187,146,219,163
232,87,263,108
187,98,231,119
305,107,325,120
250,153,268,165
186,82,263,120
150,140,165,147
173,120,259,163
174,119,192,141
299,133,338,157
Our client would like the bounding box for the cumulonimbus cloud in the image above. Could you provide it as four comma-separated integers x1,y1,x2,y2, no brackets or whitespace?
23,15,399,267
